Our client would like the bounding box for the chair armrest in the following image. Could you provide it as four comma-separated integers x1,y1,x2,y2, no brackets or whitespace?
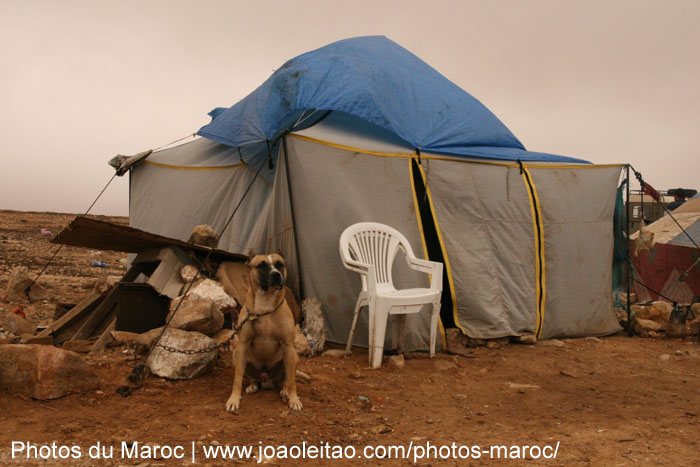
340,256,379,295
406,256,443,291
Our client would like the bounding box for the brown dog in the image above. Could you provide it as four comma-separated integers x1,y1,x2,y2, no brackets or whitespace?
225,253,302,411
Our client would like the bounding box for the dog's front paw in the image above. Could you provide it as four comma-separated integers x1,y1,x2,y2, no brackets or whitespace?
225,394,241,412
288,396,303,411
245,382,259,394
280,385,289,398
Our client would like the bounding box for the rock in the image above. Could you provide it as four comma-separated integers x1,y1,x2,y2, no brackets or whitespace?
559,370,577,378
630,304,647,318
648,301,672,323
585,337,602,344
434,360,458,371
633,318,664,336
540,339,568,348
293,325,311,357
659,354,671,362
213,328,235,346
146,328,217,379
507,382,540,390
322,349,348,359
2,267,47,302
348,371,366,379
1,313,36,335
445,328,466,350
486,337,509,349
466,337,486,348
388,354,405,369
167,279,235,336
187,224,218,248
93,276,119,294
61,340,94,353
511,334,537,345
180,264,198,283
0,344,100,399
301,298,326,355
111,327,165,348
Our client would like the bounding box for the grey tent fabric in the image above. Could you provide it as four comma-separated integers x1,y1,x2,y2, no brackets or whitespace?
283,134,436,350
128,114,623,350
529,165,623,338
423,160,537,338
130,138,273,256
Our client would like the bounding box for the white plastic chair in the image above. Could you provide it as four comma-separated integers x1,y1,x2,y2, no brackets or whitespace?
339,222,443,368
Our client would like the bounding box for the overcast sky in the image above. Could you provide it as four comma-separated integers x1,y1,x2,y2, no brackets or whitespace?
1,0,698,216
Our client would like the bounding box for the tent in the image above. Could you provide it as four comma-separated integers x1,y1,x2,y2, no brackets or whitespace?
632,197,700,304
127,36,623,350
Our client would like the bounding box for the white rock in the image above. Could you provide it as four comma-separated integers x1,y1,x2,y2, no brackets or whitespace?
146,328,217,379
167,279,235,336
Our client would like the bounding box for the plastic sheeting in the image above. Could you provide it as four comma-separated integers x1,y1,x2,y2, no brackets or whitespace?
197,36,587,164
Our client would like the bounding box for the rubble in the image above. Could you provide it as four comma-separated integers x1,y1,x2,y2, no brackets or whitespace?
62,340,95,353
511,334,537,345
2,266,46,302
166,279,235,336
301,298,326,354
180,264,198,282
637,301,672,324
445,328,466,350
187,224,218,248
146,328,217,379
633,318,664,336
1,313,36,335
0,344,99,399
322,349,348,359
294,325,311,357
388,354,405,369
111,327,165,348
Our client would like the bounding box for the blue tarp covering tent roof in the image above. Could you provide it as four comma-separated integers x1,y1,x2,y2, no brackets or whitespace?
197,35,588,164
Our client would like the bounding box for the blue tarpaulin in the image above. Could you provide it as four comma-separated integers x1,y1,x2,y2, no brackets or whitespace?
198,36,587,163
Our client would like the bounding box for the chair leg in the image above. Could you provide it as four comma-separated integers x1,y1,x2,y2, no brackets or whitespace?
393,313,406,354
369,303,390,368
429,300,441,358
345,295,367,353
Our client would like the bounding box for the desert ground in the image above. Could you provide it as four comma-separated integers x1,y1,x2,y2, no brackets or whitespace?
1,210,699,466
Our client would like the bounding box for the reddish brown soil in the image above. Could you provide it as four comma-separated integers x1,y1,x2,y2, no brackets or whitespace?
1,210,700,466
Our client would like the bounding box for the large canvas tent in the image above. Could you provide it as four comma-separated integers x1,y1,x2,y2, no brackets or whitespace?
127,36,623,350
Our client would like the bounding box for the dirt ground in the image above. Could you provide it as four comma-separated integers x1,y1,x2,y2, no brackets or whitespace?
1,209,700,466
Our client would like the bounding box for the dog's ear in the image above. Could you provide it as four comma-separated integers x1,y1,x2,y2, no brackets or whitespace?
246,250,256,267
275,247,284,259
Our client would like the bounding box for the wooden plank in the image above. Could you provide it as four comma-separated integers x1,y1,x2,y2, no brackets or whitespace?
70,286,120,341
90,318,116,354
35,292,104,338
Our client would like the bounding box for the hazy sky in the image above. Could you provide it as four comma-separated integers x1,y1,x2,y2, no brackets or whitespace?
1,0,698,216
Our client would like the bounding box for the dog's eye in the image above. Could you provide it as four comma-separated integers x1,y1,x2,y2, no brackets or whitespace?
274,261,284,269
256,263,268,270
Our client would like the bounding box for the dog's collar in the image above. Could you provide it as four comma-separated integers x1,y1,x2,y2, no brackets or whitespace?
246,297,285,321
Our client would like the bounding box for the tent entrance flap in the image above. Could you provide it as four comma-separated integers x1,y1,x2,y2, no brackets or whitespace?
410,158,457,331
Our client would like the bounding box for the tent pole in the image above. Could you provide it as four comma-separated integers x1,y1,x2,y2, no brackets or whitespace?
625,164,632,335
282,134,305,300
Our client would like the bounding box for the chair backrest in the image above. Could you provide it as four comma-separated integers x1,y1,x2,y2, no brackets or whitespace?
339,222,413,286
